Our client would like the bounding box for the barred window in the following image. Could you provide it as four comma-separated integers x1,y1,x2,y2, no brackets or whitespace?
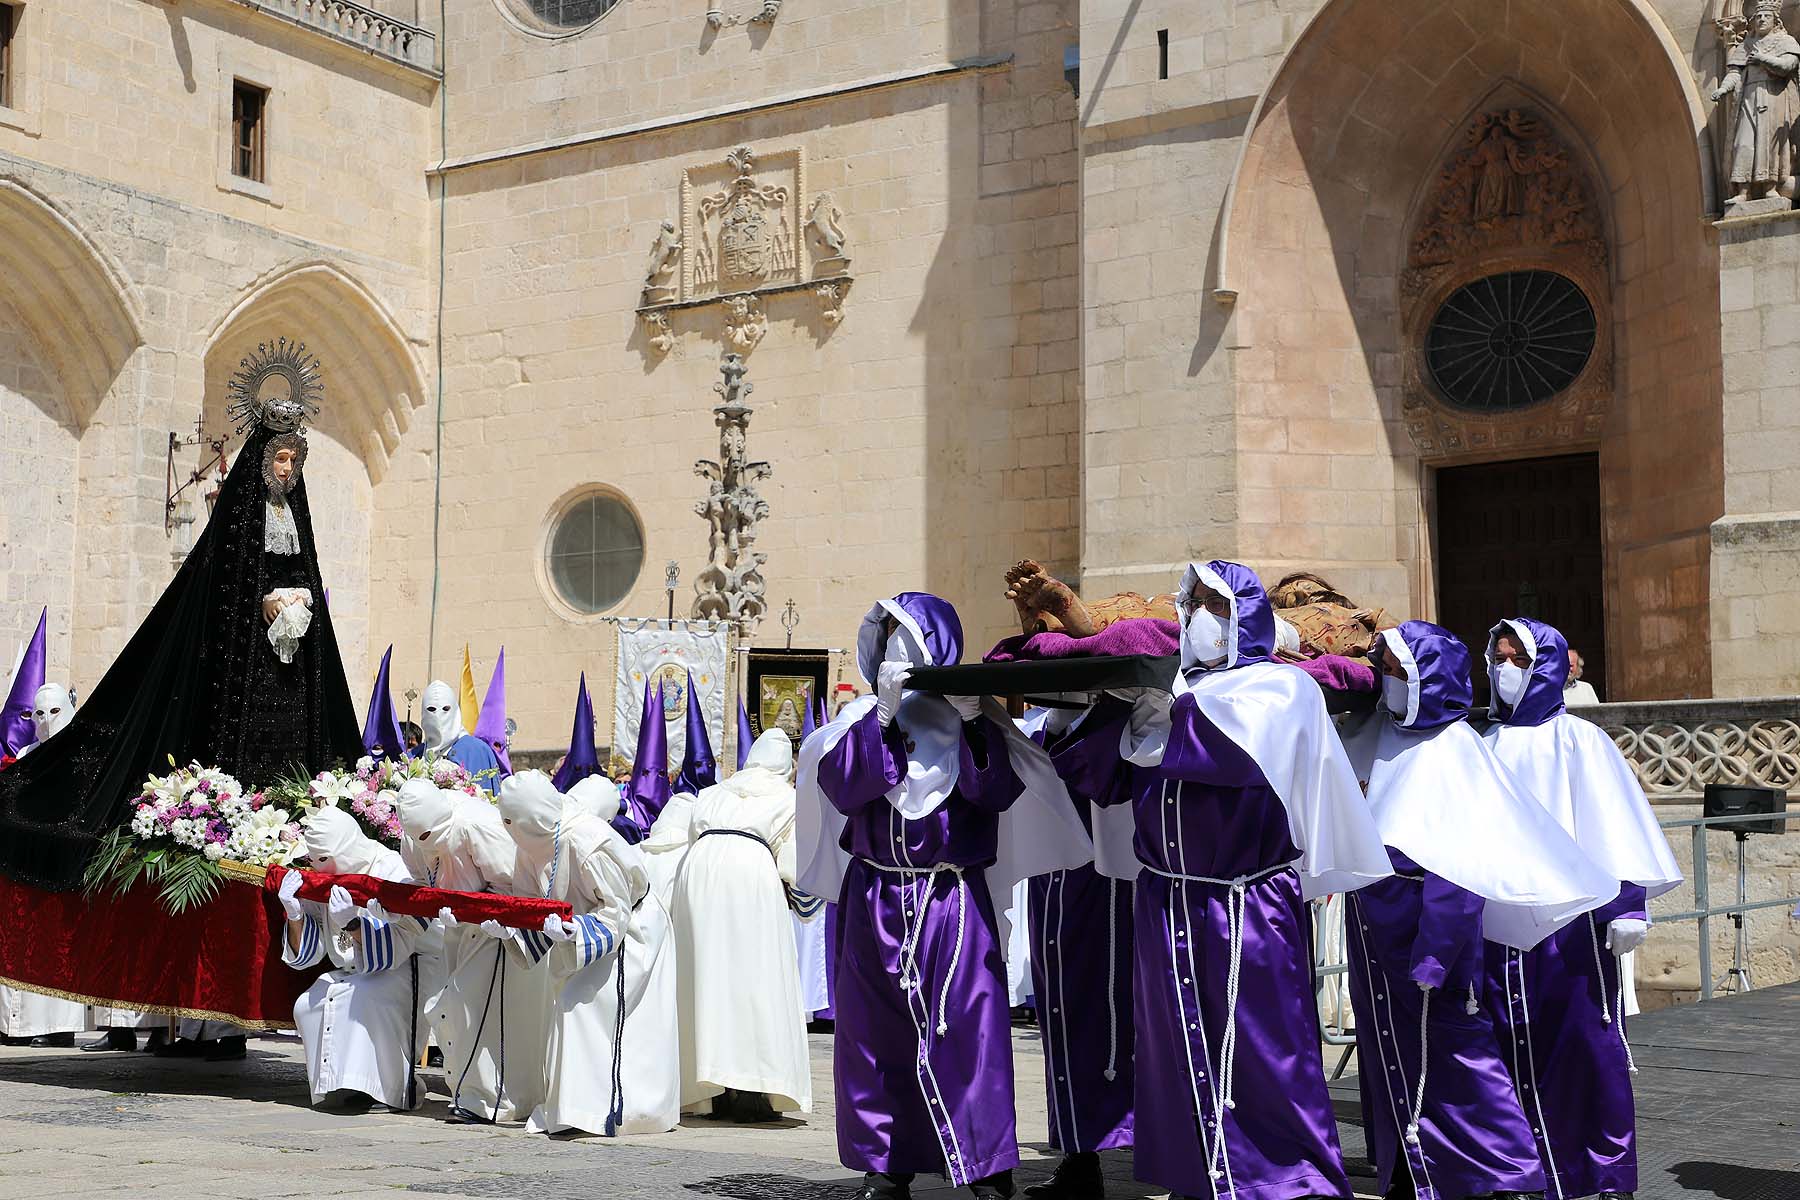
518,0,617,30
231,80,267,183
1425,270,1595,412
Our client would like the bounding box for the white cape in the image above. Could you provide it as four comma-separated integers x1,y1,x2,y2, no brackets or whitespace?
1020,705,1140,883
1485,714,1683,899
1339,712,1621,949
796,695,1092,947
1125,661,1392,900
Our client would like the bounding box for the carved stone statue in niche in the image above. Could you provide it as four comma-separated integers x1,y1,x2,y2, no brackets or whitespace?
1404,109,1605,299
1711,0,1800,213
642,220,682,305
805,193,851,275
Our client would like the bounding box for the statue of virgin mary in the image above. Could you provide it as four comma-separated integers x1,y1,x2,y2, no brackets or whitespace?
0,339,364,890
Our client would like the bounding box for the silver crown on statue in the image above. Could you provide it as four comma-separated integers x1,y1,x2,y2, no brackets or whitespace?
226,336,324,436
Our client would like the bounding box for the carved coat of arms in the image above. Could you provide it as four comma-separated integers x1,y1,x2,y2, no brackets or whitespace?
692,146,796,295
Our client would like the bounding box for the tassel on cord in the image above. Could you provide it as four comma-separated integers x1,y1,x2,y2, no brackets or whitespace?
1589,916,1613,1027
1406,987,1431,1147
1466,981,1479,1016
1104,879,1120,1083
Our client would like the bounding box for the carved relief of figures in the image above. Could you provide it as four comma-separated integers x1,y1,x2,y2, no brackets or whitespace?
722,294,768,350
691,354,770,630
1711,0,1800,213
805,192,851,275
642,220,682,305
1404,109,1605,298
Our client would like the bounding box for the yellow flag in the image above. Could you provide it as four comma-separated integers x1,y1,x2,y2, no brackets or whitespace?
459,646,480,734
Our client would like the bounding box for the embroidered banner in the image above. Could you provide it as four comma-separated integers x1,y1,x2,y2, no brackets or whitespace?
611,619,732,775
745,647,833,750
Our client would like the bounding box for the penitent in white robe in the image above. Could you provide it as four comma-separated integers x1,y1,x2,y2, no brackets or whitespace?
674,736,813,1113
642,793,696,915
502,775,680,1138
284,850,445,1108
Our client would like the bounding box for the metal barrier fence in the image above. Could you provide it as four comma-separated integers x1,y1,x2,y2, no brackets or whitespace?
1310,808,1800,1073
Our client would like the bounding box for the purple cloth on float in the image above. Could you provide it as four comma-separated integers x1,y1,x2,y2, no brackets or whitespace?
1347,850,1545,1200
818,706,1025,1187
1090,691,1352,1199
1293,653,1377,694
1029,706,1135,1154
983,618,1180,663
1484,880,1646,1200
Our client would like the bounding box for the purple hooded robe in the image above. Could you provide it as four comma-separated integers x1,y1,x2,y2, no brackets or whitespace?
1347,623,1545,1200
1087,560,1378,1200
1482,617,1664,1200
813,593,1027,1187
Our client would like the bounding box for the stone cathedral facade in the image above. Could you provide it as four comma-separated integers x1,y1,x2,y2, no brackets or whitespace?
2,0,1797,747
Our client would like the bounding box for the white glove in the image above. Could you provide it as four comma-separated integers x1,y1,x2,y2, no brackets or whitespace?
436,905,459,929
277,870,305,922
478,919,514,941
876,661,911,727
1129,690,1172,736
364,897,390,925
542,914,577,942
944,694,982,722
1606,917,1648,957
327,885,357,925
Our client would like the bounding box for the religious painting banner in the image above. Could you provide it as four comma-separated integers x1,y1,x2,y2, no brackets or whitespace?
612,618,731,775
746,647,832,748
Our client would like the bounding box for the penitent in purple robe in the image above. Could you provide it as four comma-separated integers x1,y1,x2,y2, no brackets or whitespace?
818,706,1026,1187
1348,850,1544,1200
1029,704,1135,1156
1482,616,1681,1200
1484,884,1646,1200
1092,696,1352,1199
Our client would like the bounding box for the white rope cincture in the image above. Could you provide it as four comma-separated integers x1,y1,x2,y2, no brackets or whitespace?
1466,982,1479,1016
1104,878,1120,1083
1143,857,1297,1189
1616,973,1638,1075
1588,915,1613,1027
1407,987,1431,1146
864,859,967,1036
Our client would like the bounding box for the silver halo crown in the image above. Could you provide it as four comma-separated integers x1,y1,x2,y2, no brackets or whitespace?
227,337,323,436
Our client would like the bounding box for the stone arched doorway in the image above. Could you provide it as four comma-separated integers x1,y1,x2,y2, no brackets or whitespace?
1220,0,1720,701
0,180,143,682
200,262,426,688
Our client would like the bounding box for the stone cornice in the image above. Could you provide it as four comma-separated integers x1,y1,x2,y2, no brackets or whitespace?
429,55,1012,176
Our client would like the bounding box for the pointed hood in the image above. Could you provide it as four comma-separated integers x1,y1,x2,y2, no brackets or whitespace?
474,648,512,776
736,697,753,771
1,608,47,757
458,646,480,736
626,680,672,833
360,645,406,762
1486,617,1570,728
801,691,817,740
674,671,718,795
550,673,601,792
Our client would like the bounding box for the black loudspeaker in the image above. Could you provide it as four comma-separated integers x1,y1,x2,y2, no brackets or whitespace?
1702,784,1787,837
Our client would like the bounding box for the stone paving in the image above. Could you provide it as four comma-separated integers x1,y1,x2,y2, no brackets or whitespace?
0,1026,1381,1199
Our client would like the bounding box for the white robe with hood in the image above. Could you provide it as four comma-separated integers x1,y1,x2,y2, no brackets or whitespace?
286,807,445,1108
396,779,551,1122
500,771,681,1137
674,729,812,1113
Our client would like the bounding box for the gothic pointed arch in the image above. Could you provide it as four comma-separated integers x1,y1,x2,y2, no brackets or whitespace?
0,178,145,426
203,260,426,484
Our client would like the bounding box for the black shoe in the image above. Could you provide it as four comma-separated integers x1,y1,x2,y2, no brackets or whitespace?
83,1030,138,1052
425,1045,443,1068
143,1029,169,1053
970,1171,1015,1199
708,1092,734,1120
730,1090,779,1124
1024,1153,1103,1199
1596,1194,1633,1200
204,1035,246,1061
151,1037,205,1058
857,1173,914,1200
28,1032,75,1048
0,1035,31,1046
